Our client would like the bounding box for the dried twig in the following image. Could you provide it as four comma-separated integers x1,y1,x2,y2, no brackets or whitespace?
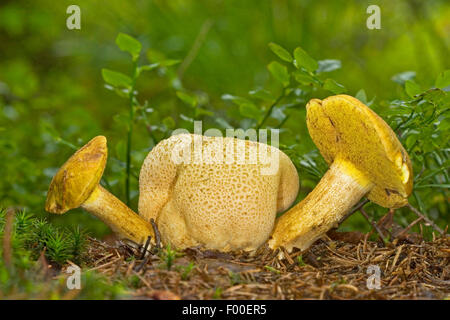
393,216,423,239
407,203,444,235
359,208,386,244
140,236,152,260
134,253,152,273
150,218,161,249
337,199,369,226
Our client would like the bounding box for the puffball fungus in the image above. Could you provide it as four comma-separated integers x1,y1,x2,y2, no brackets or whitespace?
139,133,299,251
269,95,413,252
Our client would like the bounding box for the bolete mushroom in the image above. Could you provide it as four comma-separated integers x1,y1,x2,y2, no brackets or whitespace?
269,95,413,252
45,136,154,245
138,133,299,251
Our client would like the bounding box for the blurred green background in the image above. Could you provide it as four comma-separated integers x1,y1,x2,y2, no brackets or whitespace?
0,0,448,238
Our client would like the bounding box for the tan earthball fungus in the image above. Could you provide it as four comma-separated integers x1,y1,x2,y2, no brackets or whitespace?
45,136,154,245
139,133,299,251
269,94,413,252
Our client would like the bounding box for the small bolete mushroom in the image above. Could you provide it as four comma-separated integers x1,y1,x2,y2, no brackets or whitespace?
139,133,299,251
45,136,154,245
269,95,413,252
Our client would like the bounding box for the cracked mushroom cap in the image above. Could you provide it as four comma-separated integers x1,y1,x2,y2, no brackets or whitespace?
45,136,107,214
306,95,413,208
138,134,299,251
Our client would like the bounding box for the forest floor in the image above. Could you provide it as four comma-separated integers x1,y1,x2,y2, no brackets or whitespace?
79,232,450,300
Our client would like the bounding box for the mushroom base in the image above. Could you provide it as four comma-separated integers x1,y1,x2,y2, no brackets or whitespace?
269,159,373,252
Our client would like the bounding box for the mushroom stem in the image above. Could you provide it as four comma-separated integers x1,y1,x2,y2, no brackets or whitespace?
269,158,374,251
81,185,154,245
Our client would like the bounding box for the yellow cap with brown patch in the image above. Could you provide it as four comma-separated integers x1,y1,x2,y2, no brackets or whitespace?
45,136,107,214
307,95,412,208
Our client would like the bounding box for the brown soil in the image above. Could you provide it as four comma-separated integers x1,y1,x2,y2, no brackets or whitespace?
84,233,450,300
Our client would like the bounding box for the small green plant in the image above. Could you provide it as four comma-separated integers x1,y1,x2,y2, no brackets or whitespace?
0,209,127,299
0,209,88,266
384,76,449,214
127,274,141,289
69,226,88,264
223,43,346,133
158,243,183,270
212,287,222,299
228,271,242,285
330,277,348,292
264,265,280,274
177,262,195,280
44,230,74,265
297,255,306,267
102,33,180,205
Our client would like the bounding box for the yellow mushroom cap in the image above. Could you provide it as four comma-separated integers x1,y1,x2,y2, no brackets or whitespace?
45,136,107,214
306,95,413,208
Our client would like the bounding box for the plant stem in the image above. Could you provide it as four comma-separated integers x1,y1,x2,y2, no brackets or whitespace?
256,92,285,130
126,60,138,206
359,207,386,244
406,203,444,235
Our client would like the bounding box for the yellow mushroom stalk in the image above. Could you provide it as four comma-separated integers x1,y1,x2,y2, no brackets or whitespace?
269,95,413,252
45,136,154,245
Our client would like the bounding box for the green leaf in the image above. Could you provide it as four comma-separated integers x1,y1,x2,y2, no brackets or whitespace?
137,63,159,75
268,43,293,63
415,184,450,189
162,116,176,129
176,91,198,107
239,103,263,120
435,70,450,89
391,71,416,85
405,80,422,98
293,69,317,85
249,88,276,101
222,94,254,106
323,78,347,94
101,69,132,88
116,33,142,61
195,108,214,117
355,89,368,104
293,47,318,72
215,117,233,129
270,106,286,122
158,59,181,67
267,61,290,87
147,48,166,63
137,60,180,76
405,133,419,150
180,114,194,123
317,59,341,73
